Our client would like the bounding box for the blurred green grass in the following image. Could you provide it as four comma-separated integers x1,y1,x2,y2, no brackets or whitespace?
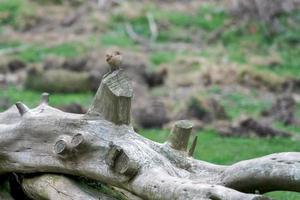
0,0,22,26
220,91,271,119
0,87,93,110
17,42,87,62
150,51,176,65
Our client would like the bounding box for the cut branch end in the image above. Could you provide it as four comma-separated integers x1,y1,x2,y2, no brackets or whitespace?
40,93,49,104
87,69,133,125
71,133,84,147
54,139,69,155
167,120,193,152
15,102,30,116
188,136,198,157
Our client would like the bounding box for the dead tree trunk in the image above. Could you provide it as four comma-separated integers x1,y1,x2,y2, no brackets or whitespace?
22,174,116,200
1,55,300,199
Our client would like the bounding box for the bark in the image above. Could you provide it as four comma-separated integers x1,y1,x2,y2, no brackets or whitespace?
0,68,300,199
21,174,119,200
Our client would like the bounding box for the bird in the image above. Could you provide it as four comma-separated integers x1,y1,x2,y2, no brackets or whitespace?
106,51,122,72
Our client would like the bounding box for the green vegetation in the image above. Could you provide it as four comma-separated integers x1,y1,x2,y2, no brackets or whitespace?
0,0,37,29
0,87,92,110
220,13,300,78
274,122,300,135
101,31,135,48
205,90,271,120
195,5,228,31
140,128,300,164
108,3,228,43
150,51,176,65
0,41,87,63
102,1,300,79
221,93,271,119
16,42,87,62
278,47,300,77
0,0,21,26
0,41,21,50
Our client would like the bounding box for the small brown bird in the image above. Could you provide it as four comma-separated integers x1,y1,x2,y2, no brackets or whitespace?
106,51,122,72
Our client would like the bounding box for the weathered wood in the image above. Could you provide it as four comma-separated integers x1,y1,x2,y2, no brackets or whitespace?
15,102,30,116
188,136,198,157
22,174,116,200
222,153,300,193
54,138,70,156
40,92,49,104
106,143,139,178
0,94,277,200
87,69,132,125
71,133,85,148
167,120,193,151
0,53,300,199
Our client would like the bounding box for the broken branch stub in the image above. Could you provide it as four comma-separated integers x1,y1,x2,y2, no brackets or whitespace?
54,134,86,157
114,151,139,177
105,143,139,178
40,93,49,105
71,133,85,148
54,139,70,156
105,143,123,168
87,70,133,125
167,120,193,151
15,102,30,116
188,136,198,157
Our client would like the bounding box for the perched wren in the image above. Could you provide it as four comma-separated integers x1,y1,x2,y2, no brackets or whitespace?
106,51,122,72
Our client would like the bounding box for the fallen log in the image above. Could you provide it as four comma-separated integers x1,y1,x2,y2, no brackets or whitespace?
22,174,118,200
0,52,300,199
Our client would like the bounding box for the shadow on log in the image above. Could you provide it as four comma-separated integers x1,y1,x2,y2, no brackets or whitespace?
0,177,14,200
